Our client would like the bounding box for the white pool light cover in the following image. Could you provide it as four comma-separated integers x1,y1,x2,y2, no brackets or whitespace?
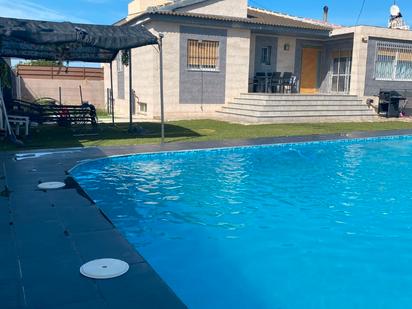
80,258,129,279
37,182,66,190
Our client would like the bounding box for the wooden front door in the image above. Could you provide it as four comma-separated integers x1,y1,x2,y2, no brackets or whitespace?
300,48,320,94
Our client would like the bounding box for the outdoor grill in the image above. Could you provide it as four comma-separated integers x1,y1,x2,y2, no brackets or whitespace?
378,90,406,118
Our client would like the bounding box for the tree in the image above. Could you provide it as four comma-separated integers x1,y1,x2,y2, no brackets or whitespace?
0,58,11,88
22,59,60,66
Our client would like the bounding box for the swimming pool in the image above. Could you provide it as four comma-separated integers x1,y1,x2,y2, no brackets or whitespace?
72,136,412,309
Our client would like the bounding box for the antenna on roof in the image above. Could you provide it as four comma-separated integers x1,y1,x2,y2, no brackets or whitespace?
323,6,329,22
388,3,409,29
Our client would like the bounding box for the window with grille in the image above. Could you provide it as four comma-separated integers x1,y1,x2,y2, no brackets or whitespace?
187,39,219,70
375,41,412,81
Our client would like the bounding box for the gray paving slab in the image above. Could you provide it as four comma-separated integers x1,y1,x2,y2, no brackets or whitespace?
0,177,6,189
0,199,10,224
0,241,19,281
0,221,13,242
0,193,9,203
47,189,93,208
47,299,110,309
96,262,186,309
0,278,25,309
57,206,113,234
24,275,101,309
14,221,73,259
10,195,53,218
9,190,48,203
10,194,56,222
12,206,58,225
5,169,66,191
20,253,84,287
71,229,145,265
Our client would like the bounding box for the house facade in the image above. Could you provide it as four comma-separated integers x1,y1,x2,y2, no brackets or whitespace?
104,0,412,122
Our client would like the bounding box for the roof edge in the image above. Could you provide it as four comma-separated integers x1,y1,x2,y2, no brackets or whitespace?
133,11,332,37
247,6,340,30
120,3,337,32
155,0,210,12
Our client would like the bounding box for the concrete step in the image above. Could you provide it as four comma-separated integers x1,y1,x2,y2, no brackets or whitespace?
232,98,363,105
220,107,376,117
217,93,378,124
238,93,360,101
225,103,372,112
216,111,378,124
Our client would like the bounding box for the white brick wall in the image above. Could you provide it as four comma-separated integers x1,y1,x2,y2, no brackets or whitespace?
182,0,248,18
276,37,296,73
225,28,251,103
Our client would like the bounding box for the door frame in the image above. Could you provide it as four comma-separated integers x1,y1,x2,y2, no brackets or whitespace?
299,46,322,94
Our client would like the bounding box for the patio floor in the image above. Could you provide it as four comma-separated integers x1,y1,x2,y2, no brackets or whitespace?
1,147,185,309
2,129,412,308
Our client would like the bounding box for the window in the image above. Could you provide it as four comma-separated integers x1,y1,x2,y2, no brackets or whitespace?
116,55,125,99
331,50,352,93
261,46,272,65
187,39,219,70
139,102,147,113
375,41,412,81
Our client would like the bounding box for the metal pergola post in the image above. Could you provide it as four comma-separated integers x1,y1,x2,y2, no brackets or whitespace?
159,33,165,143
128,49,133,132
110,62,114,126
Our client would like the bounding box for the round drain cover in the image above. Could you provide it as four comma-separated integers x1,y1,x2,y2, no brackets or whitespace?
38,182,66,190
80,259,129,279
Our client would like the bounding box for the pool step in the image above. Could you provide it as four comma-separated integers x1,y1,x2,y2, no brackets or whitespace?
216,93,377,124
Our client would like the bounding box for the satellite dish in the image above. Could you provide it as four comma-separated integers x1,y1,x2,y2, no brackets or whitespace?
390,4,401,16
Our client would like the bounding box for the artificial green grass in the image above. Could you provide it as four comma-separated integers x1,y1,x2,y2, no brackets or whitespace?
2,119,412,151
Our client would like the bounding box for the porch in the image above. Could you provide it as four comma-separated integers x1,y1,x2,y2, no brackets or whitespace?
216,31,377,123
248,33,355,95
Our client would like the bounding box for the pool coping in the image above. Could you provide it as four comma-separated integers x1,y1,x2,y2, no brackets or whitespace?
9,128,412,158
2,128,412,308
70,130,412,170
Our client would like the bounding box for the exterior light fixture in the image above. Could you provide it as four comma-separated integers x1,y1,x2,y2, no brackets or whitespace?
284,43,290,51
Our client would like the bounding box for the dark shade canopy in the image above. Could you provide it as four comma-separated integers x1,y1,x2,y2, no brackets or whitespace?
0,17,158,63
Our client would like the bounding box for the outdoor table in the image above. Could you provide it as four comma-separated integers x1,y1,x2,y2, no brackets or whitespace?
255,75,270,93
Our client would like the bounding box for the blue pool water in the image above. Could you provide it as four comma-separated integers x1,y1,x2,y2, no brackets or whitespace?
72,136,412,309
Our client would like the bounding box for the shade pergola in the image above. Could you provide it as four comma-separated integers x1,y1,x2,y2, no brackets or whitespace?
0,16,166,141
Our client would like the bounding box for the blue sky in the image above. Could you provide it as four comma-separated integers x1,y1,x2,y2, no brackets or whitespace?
2,0,410,67
0,0,410,27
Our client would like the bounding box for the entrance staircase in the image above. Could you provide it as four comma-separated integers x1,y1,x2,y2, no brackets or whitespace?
216,93,377,124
